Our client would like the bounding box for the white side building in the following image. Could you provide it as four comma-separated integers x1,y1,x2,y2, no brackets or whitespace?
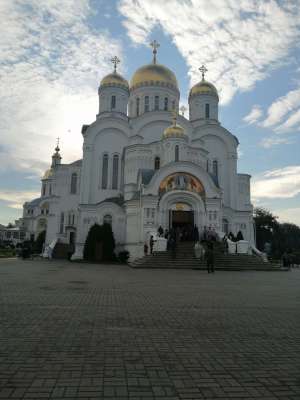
23,48,254,260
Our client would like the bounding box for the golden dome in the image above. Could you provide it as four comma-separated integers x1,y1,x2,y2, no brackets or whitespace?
189,80,218,99
42,168,54,180
100,72,129,91
163,125,186,139
130,63,178,91
163,113,187,139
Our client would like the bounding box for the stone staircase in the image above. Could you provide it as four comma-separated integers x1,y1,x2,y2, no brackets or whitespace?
130,241,281,271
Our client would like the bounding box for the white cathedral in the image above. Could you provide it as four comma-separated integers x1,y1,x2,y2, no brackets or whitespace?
23,42,254,260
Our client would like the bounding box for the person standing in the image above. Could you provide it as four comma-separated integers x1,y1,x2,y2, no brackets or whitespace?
205,240,215,273
144,242,148,256
169,236,176,259
193,225,199,242
158,226,163,237
149,235,154,255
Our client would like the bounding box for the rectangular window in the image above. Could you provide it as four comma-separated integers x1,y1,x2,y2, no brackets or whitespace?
171,100,175,110
111,95,116,109
205,103,210,118
59,212,64,234
112,155,119,190
175,145,179,162
144,96,149,112
101,154,109,189
154,96,159,111
164,97,168,111
70,173,77,194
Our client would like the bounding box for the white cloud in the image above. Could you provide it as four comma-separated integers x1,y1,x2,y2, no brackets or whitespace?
262,87,300,130
119,0,300,104
0,0,123,174
274,207,300,226
0,190,41,209
259,136,294,148
243,105,263,125
252,165,300,199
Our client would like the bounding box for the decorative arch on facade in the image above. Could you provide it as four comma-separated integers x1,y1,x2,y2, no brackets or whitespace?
40,202,49,215
144,161,221,199
158,172,205,200
103,214,112,226
37,218,47,231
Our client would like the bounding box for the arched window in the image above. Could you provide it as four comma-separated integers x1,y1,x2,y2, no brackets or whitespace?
205,103,210,118
49,184,52,196
144,96,149,112
70,173,77,194
175,145,179,162
164,97,168,111
171,100,176,110
136,97,140,116
154,156,160,170
111,95,116,110
101,154,109,189
103,214,112,226
112,154,119,190
42,184,46,196
154,96,159,110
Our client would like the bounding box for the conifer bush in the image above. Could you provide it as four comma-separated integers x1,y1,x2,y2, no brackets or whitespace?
34,230,46,253
83,223,115,262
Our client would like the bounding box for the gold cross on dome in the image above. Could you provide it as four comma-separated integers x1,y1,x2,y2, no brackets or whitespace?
180,105,187,116
150,40,160,64
111,56,120,73
199,64,208,80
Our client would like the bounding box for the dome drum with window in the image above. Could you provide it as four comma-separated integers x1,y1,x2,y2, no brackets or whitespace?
188,65,219,122
98,56,129,115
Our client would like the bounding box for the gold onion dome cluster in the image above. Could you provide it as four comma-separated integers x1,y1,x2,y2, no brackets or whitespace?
100,72,129,91
189,80,219,99
130,64,178,91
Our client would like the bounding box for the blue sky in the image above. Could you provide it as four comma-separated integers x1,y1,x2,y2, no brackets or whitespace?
0,0,300,225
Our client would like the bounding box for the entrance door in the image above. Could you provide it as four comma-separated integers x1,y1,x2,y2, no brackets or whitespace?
170,210,194,241
69,231,75,245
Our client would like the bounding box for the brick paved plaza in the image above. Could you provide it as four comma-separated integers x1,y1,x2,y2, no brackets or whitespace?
0,258,299,400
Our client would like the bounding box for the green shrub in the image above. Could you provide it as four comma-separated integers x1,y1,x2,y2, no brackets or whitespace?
83,223,116,262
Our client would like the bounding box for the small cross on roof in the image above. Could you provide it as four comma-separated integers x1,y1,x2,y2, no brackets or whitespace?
150,40,160,64
111,56,120,73
199,65,208,80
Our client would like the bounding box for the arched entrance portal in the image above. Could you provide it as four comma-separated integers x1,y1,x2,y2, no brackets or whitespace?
169,203,194,230
158,191,206,239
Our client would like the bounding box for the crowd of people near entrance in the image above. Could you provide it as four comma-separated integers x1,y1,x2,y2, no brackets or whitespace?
144,225,230,273
144,225,299,271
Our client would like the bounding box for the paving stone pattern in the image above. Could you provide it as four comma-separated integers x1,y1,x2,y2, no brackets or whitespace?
0,258,299,400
